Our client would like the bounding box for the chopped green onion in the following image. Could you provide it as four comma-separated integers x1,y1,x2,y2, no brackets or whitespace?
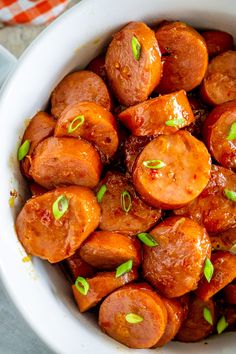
203,307,213,325
224,188,236,202
226,122,236,140
75,276,89,296
68,115,85,133
52,195,69,220
116,260,133,278
217,316,228,334
143,159,166,169
96,184,107,203
121,190,132,213
125,313,143,324
17,140,30,161
131,36,141,61
137,232,158,247
165,118,186,127
204,257,214,283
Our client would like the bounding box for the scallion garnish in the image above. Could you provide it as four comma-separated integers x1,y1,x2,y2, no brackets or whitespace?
121,190,132,213
125,313,143,324
131,36,141,61
226,122,236,140
52,195,69,220
165,118,186,127
96,184,107,203
17,140,30,161
116,260,133,278
224,188,236,202
137,232,158,247
68,115,85,133
217,316,228,334
203,257,214,283
203,307,213,325
75,276,89,296
143,159,166,169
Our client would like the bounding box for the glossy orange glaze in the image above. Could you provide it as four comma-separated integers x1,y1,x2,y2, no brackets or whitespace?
30,137,102,189
97,171,162,235
142,216,211,297
118,90,194,136
64,251,96,281
105,22,162,106
16,186,101,263
155,297,184,347
223,283,236,305
203,100,236,170
133,131,211,209
124,135,153,175
155,22,208,93
51,70,112,119
72,268,138,312
196,251,236,301
54,101,119,163
201,30,234,58
201,51,236,105
79,231,142,269
176,294,215,342
175,165,236,233
20,111,55,179
87,55,107,82
210,227,236,252
99,283,167,348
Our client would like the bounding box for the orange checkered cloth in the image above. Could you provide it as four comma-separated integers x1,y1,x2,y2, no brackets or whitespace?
0,0,70,25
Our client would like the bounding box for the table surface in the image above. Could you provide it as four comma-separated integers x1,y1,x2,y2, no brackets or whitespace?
0,2,78,353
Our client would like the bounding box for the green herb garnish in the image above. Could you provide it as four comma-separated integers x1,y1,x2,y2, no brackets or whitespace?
131,36,141,61
143,159,166,169
52,195,69,220
17,140,30,161
75,276,89,296
121,190,132,213
116,260,133,278
125,313,143,324
204,257,214,283
137,232,158,247
68,115,85,133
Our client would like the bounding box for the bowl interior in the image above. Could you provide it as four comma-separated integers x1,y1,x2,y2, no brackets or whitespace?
0,0,235,353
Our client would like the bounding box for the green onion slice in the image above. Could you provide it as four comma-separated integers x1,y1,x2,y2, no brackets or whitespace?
68,115,85,133
143,159,166,169
125,313,143,324
121,190,132,213
137,232,158,247
224,188,236,202
203,307,213,325
165,118,186,127
116,260,133,278
96,184,107,203
52,195,69,220
75,276,89,296
131,36,141,61
217,316,228,334
226,122,236,140
204,257,214,283
17,140,30,161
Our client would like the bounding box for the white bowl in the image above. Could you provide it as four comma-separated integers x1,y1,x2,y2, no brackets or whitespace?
0,0,235,353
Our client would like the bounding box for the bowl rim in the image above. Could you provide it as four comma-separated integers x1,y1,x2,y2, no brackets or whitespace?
0,0,236,353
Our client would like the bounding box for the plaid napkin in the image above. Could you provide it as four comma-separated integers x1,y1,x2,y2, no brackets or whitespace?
0,0,69,25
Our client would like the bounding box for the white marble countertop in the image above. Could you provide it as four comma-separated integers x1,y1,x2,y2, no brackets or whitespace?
0,2,78,353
